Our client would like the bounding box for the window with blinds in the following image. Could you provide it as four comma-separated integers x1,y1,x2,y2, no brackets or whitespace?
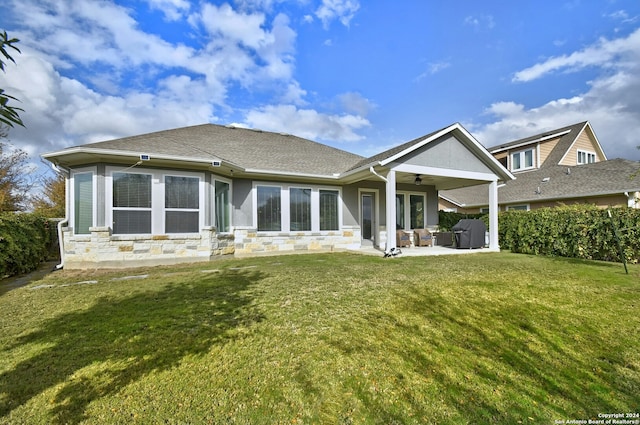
257,186,281,231
112,172,152,234
165,176,199,233
319,190,339,231
290,188,311,231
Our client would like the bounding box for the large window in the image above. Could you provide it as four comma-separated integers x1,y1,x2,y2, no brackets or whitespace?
109,169,203,235
255,184,341,232
257,186,281,231
512,148,534,171
215,180,230,232
396,192,426,229
73,171,93,234
165,176,199,233
319,190,339,231
290,188,311,231
112,172,152,234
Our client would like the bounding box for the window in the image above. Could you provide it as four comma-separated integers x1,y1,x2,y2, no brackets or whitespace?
255,184,341,232
410,195,425,229
290,188,311,231
395,192,426,229
257,186,281,231
165,176,199,233
215,180,230,232
109,168,203,235
395,194,405,230
506,205,529,211
577,150,596,165
319,190,339,231
112,172,152,234
511,148,534,171
73,171,93,234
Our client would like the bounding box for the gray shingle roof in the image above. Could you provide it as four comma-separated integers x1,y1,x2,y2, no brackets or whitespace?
441,158,640,207
489,121,589,168
76,124,365,176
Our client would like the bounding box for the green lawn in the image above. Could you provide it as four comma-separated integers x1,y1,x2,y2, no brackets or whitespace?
0,252,638,424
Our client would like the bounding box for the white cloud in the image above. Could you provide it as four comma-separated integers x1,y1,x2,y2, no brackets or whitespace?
316,0,360,28
337,92,375,116
145,0,191,21
244,104,370,142
513,27,640,82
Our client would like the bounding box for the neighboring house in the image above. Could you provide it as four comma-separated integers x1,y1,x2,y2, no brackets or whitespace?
440,121,640,212
43,122,513,268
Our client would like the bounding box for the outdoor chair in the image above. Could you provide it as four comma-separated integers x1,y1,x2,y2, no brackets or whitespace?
396,230,411,248
413,228,433,247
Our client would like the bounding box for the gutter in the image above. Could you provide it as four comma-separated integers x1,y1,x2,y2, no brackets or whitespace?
51,163,70,270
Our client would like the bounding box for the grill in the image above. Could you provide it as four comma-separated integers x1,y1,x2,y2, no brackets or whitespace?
452,219,486,249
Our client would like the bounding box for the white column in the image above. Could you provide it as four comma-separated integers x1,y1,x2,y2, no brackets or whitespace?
386,170,396,251
489,179,499,250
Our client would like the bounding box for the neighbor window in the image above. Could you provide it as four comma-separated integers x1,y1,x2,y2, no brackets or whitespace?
577,150,596,165
257,186,282,231
112,172,152,234
290,188,311,231
73,171,94,234
506,205,529,211
511,148,534,171
165,175,199,233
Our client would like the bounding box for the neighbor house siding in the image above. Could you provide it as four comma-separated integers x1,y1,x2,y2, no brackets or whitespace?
560,131,599,166
539,138,560,165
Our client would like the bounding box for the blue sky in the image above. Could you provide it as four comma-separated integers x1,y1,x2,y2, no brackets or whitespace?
1,0,640,173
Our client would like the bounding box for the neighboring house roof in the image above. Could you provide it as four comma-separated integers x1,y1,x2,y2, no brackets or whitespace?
441,159,640,207
488,121,607,168
44,123,365,177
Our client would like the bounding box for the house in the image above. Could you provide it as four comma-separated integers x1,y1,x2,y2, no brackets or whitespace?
43,122,513,269
439,121,640,212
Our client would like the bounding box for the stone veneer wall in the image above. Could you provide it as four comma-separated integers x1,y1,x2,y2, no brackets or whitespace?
61,225,362,268
61,226,234,269
233,226,362,256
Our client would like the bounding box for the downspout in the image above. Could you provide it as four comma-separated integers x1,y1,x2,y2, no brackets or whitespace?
51,163,70,270
369,166,388,183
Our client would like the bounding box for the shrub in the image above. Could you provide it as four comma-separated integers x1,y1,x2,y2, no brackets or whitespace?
498,205,640,263
0,212,55,277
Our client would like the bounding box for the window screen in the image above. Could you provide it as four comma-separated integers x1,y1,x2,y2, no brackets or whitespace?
290,188,311,231
320,190,339,231
74,172,93,234
257,186,281,231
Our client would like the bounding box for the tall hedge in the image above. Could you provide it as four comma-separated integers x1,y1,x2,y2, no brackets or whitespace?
0,213,56,278
498,205,640,264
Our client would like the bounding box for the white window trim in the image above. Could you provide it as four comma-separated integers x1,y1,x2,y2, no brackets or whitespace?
252,182,342,233
70,167,97,234
396,190,427,230
106,167,205,235
213,176,233,234
577,149,596,165
511,148,536,171
163,173,204,234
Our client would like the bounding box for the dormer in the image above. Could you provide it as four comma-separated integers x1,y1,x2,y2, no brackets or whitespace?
488,121,607,173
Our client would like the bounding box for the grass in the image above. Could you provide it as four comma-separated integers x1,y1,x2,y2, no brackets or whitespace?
0,252,638,424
